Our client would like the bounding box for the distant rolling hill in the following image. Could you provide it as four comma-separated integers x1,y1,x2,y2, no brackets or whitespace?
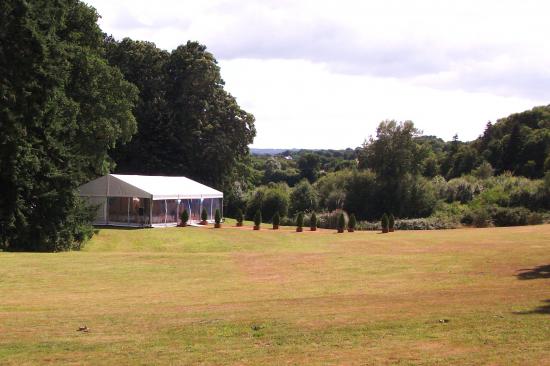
250,148,299,155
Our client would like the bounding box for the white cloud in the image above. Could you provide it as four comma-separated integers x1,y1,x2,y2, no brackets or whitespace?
220,58,540,148
86,0,549,148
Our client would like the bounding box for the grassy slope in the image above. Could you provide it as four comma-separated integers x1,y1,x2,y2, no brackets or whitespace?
0,223,549,365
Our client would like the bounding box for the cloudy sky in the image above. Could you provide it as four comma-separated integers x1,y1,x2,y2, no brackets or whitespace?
86,0,549,148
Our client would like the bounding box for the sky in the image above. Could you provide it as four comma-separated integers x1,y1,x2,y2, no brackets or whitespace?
86,0,549,149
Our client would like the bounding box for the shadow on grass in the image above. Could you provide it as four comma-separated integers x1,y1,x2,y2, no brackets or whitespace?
94,225,151,231
516,264,550,280
514,300,550,315
515,264,549,315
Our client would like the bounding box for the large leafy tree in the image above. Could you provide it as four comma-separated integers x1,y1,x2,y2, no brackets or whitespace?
107,40,256,189
297,153,321,182
0,0,137,251
356,120,435,218
105,38,170,174
358,120,425,179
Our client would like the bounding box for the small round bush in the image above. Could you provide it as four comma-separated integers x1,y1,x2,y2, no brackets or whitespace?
180,209,189,225
348,214,356,230
296,212,304,228
389,214,395,230
236,209,244,224
337,212,346,231
254,210,262,227
310,212,317,230
214,208,221,224
381,213,389,231
272,212,280,227
201,207,208,222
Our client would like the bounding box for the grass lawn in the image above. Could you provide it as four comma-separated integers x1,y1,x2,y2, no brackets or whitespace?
1,223,549,365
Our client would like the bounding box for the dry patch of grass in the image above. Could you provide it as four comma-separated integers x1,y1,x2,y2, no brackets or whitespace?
1,224,549,365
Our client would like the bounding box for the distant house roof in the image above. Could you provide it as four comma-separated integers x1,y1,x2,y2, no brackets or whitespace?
78,174,223,200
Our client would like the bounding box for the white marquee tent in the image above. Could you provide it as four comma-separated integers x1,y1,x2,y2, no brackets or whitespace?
79,174,223,227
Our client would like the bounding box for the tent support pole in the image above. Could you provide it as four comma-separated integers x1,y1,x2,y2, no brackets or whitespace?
149,198,153,227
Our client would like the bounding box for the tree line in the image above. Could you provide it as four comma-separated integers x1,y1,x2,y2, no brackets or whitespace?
235,112,550,227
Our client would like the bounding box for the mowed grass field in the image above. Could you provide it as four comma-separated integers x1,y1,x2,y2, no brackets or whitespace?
1,223,549,365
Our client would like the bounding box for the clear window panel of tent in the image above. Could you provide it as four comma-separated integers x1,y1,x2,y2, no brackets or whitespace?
202,198,221,220
189,199,201,221
176,199,186,224
178,199,200,222
166,200,178,223
211,198,222,219
179,199,190,221
108,197,129,223
152,200,166,224
129,197,150,225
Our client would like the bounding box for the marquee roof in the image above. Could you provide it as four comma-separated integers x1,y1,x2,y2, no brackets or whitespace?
78,174,223,200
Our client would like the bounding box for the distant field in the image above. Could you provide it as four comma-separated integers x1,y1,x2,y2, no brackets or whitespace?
1,223,549,365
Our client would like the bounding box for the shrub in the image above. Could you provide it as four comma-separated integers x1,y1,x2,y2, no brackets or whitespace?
433,201,469,224
355,217,459,231
236,209,244,224
279,216,295,226
508,179,547,211
527,212,544,225
317,210,348,229
180,209,189,225
460,210,474,225
472,208,491,228
355,221,381,231
388,214,395,230
472,161,494,179
381,213,389,231
214,209,221,225
446,177,482,204
431,175,449,201
310,212,317,230
201,207,208,222
491,207,529,227
254,210,262,227
272,212,280,228
296,212,304,229
247,184,290,220
476,186,510,207
394,218,458,230
348,214,356,231
337,212,346,232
